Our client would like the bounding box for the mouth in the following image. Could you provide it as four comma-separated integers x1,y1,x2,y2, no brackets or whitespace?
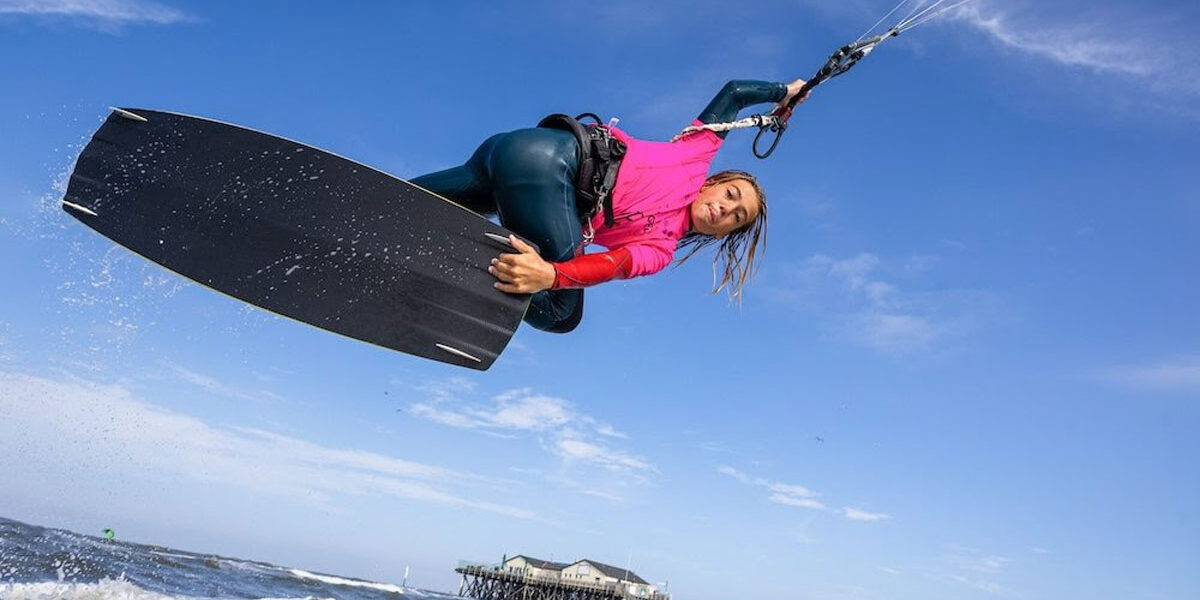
707,204,717,224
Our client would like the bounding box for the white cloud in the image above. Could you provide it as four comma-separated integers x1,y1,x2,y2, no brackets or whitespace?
594,423,629,439
1098,356,1200,391
789,0,1188,94
491,389,573,430
0,0,194,28
936,546,1012,595
719,465,834,514
767,253,1000,355
947,549,1007,575
409,383,653,475
160,361,284,403
848,312,937,353
578,488,625,503
720,465,894,522
411,385,570,432
958,1,1200,100
959,3,1151,77
769,494,827,510
842,506,892,522
948,574,1009,595
0,370,537,520
554,432,652,473
769,482,819,498
488,389,574,430
717,464,766,486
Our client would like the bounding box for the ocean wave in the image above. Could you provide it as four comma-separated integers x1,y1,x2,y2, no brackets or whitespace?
0,578,190,600
286,569,404,595
0,578,335,600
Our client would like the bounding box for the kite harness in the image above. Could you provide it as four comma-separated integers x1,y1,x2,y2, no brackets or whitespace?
537,113,626,246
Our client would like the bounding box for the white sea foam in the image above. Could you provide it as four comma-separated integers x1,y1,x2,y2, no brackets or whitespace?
146,550,195,560
0,578,188,600
287,568,405,594
0,578,331,600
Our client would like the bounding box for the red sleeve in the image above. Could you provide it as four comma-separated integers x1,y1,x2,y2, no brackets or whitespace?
551,248,634,289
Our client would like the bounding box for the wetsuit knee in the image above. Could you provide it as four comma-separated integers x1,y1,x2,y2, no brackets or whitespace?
525,288,583,334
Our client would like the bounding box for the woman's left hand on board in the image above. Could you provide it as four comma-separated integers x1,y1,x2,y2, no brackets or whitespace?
491,235,555,294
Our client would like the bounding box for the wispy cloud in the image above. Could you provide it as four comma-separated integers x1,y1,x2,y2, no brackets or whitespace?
719,465,895,523
554,431,651,472
843,506,892,522
1096,355,1200,392
578,488,626,503
765,252,1000,355
957,1,1200,100
769,493,827,510
719,465,826,513
958,3,1148,76
412,387,572,432
947,574,1010,595
160,361,284,403
408,382,652,477
0,0,195,29
936,546,1012,596
0,370,537,520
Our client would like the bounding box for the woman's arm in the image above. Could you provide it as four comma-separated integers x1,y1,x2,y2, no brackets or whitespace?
551,248,633,289
697,79,811,137
490,237,633,293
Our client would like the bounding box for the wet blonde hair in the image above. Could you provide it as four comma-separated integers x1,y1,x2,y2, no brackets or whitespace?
676,170,768,303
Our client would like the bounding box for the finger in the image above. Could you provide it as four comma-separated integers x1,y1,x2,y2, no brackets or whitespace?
493,280,526,294
491,257,519,274
488,263,516,281
508,235,536,254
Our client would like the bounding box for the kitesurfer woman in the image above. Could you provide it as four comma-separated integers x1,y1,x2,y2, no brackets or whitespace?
411,77,810,333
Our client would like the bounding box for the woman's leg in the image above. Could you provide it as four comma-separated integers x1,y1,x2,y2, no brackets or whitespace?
409,134,503,215
411,128,587,333
484,128,585,333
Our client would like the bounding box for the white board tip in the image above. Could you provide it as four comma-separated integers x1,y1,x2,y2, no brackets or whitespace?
61,200,98,217
436,343,482,363
110,107,148,122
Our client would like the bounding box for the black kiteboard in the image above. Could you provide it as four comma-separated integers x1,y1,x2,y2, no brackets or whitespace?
62,108,529,370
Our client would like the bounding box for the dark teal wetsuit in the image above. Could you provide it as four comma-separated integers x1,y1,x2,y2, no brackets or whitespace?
411,80,787,333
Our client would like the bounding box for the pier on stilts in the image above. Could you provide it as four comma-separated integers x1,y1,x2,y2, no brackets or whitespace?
455,564,669,600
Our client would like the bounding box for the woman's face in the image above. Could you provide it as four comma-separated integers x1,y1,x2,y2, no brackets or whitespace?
690,178,760,237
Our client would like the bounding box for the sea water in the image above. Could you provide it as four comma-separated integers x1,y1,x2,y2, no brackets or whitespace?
0,517,454,600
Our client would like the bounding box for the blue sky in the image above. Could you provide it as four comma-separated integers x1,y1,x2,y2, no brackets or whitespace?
1,1,1198,599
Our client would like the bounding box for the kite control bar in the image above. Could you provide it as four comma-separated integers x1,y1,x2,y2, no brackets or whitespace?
753,29,898,159
673,0,975,158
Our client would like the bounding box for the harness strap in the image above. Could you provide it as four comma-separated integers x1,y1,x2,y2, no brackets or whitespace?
536,113,626,242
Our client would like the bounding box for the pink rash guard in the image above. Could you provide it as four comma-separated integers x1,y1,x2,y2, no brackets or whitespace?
586,120,724,278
